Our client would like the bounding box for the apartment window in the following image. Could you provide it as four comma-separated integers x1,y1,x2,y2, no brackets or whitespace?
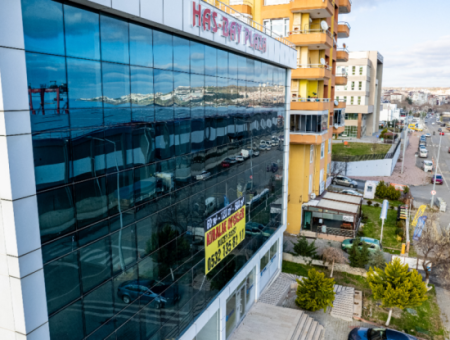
359,67,363,75
345,113,358,120
352,66,356,75
350,96,354,105
328,139,332,154
309,175,312,194
344,96,347,103
358,81,362,91
358,96,362,105
263,18,290,37
336,96,339,101
351,81,355,91
310,145,314,163
320,142,325,159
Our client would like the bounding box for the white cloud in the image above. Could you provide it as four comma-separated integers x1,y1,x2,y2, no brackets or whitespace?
382,35,450,87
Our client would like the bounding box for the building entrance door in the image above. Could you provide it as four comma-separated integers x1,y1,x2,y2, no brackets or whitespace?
225,281,247,338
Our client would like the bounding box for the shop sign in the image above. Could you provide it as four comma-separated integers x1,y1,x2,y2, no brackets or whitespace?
192,1,267,53
204,197,246,274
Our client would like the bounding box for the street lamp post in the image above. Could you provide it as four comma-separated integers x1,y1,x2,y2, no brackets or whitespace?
401,124,409,174
430,132,443,208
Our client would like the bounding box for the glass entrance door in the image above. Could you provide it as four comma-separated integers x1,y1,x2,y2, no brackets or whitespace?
303,211,312,230
237,285,246,322
225,282,247,339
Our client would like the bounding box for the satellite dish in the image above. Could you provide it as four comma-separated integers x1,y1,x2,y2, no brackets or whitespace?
310,193,316,200
320,21,328,31
334,124,338,129
320,58,326,65
334,100,339,106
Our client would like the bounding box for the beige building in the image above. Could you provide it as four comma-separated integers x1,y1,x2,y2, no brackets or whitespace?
336,51,384,138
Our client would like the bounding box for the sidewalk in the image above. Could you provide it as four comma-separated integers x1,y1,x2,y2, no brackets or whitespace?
435,287,450,340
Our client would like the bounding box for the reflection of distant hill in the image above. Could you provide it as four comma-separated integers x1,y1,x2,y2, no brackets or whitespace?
78,93,155,105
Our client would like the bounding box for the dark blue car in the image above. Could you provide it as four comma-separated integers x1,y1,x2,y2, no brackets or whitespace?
117,279,179,308
348,328,417,340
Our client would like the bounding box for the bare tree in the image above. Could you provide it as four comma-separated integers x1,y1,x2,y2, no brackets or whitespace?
322,247,348,277
414,213,450,288
330,160,347,178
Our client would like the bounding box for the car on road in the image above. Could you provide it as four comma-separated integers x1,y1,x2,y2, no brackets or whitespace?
221,159,231,168
266,162,279,173
348,327,417,340
422,160,433,172
235,155,244,162
341,237,382,253
431,174,444,185
228,157,238,164
340,189,363,197
419,148,428,158
332,176,358,188
253,150,260,157
424,133,431,137
432,122,435,125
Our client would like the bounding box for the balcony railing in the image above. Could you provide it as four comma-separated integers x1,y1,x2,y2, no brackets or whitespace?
338,22,351,30
230,0,253,6
296,64,331,70
291,96,330,103
337,47,349,53
336,73,348,78
290,0,335,4
289,28,332,37
202,0,295,49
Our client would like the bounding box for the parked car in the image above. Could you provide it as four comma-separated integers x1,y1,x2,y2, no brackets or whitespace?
266,162,279,173
341,237,382,253
332,176,358,188
221,159,231,168
241,149,252,159
341,189,363,197
424,133,431,137
348,327,417,340
431,174,444,185
117,279,179,308
419,148,428,158
196,171,211,180
422,160,433,172
245,222,274,238
253,150,260,157
228,157,238,164
235,155,244,162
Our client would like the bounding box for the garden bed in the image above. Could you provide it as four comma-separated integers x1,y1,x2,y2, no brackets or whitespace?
332,142,391,157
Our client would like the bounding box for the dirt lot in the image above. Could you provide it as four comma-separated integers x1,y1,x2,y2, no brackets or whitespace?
352,132,430,186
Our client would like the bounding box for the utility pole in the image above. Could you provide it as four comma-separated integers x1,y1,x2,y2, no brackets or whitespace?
401,124,408,174
430,132,442,207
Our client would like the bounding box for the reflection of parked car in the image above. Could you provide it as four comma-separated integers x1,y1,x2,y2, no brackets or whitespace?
348,327,417,340
341,237,382,253
236,155,244,162
266,162,279,173
253,150,260,157
118,280,179,308
340,189,362,197
245,222,274,237
196,171,211,180
332,176,358,188
221,159,231,168
228,157,238,164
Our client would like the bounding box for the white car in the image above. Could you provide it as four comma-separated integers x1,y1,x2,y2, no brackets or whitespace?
419,148,428,158
423,160,433,172
196,171,211,180
341,189,363,197
235,155,244,162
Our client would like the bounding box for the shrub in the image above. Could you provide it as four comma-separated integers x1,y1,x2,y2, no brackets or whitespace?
396,221,406,229
395,228,404,237
375,181,387,198
403,186,410,194
291,236,318,258
295,268,336,312
369,249,387,270
367,200,373,206
357,229,365,237
348,238,370,268
374,203,380,208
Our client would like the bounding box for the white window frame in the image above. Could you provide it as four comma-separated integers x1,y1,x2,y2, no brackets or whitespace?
358,81,362,90
359,67,363,75
328,139,332,154
309,175,312,194
263,18,290,37
310,145,314,163
351,81,355,91
320,142,325,159
352,66,356,75
358,96,362,105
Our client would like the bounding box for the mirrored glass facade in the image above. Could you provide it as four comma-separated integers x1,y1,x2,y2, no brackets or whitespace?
22,1,287,339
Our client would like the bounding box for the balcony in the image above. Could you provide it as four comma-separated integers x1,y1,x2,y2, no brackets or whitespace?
287,29,333,49
335,73,348,86
336,48,349,62
290,113,329,144
337,22,350,38
292,64,331,80
334,98,346,109
332,110,345,134
339,0,352,14
290,0,334,18
291,97,331,111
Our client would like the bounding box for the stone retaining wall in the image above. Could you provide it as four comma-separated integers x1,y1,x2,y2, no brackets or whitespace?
283,253,368,277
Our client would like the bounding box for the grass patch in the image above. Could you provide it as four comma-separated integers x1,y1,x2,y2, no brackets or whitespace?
362,205,402,250
282,261,312,277
371,198,404,207
332,142,391,157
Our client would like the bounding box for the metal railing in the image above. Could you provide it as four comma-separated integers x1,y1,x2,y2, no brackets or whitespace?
337,47,349,52
290,0,335,5
338,21,351,30
336,73,348,78
230,0,253,6
202,0,295,49
289,28,332,37
296,63,331,70
293,97,330,103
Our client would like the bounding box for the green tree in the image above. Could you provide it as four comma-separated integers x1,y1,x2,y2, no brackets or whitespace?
348,238,361,267
295,268,335,312
367,258,428,326
368,249,386,270
359,242,370,268
291,236,318,258
375,181,387,198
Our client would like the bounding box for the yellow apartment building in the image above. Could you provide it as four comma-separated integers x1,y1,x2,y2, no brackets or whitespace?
224,0,352,234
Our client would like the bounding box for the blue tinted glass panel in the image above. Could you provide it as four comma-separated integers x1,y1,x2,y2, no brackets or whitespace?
111,224,137,273
174,72,190,119
131,66,154,123
64,5,100,59
154,69,174,121
49,300,84,340
100,15,129,64
217,50,228,78
133,124,155,166
78,220,109,247
80,237,112,292
129,23,153,67
38,186,76,244
153,31,173,70
22,0,65,55
173,36,190,73
237,56,247,81
104,126,133,172
33,131,70,191
246,58,255,83
74,177,108,228
190,74,204,118
106,169,135,217
71,128,106,181
191,119,205,152
229,53,238,79
205,45,217,77
44,251,81,314
42,235,77,264
83,281,115,336
134,164,157,207
190,41,205,74
102,62,131,109
155,121,174,160
175,120,191,156
26,53,69,132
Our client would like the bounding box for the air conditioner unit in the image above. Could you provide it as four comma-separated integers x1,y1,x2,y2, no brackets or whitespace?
310,193,316,200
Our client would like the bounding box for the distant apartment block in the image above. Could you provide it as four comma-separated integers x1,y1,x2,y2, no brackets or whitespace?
336,51,384,138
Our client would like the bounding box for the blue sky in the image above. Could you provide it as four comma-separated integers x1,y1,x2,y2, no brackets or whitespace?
342,0,450,87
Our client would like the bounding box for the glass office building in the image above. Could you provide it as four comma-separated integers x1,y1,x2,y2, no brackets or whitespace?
0,1,295,340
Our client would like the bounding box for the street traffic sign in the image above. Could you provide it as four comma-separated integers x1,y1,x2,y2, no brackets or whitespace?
431,190,436,195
